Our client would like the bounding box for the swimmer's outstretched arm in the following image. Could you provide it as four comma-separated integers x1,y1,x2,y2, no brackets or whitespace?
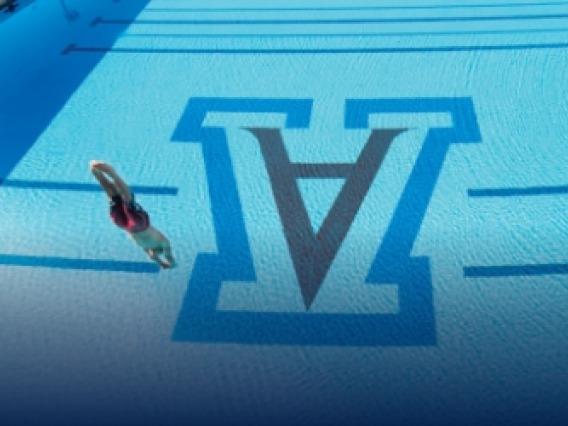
89,160,133,203
90,162,119,198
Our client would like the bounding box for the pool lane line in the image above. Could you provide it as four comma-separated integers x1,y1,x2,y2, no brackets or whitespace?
464,263,568,278
143,2,568,13
466,185,568,277
119,28,568,39
468,185,568,197
0,254,160,273
0,179,178,195
62,42,568,55
91,13,568,26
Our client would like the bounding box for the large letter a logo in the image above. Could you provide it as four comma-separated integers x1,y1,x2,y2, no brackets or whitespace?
170,97,481,346
247,127,406,310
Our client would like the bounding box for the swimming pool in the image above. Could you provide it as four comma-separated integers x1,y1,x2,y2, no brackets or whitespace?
1,1,567,425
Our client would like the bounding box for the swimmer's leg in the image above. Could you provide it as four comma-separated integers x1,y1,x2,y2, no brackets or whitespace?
145,248,170,269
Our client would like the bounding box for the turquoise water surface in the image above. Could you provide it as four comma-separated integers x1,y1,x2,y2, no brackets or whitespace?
1,1,567,425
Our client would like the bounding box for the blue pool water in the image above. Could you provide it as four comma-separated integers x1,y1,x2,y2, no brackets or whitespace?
1,1,567,425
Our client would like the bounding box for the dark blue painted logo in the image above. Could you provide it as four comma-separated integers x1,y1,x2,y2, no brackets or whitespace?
171,97,481,346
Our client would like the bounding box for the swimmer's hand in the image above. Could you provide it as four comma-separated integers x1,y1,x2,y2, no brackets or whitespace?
89,160,114,173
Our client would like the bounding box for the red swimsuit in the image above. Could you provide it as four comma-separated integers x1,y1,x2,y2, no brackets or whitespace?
109,195,150,233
